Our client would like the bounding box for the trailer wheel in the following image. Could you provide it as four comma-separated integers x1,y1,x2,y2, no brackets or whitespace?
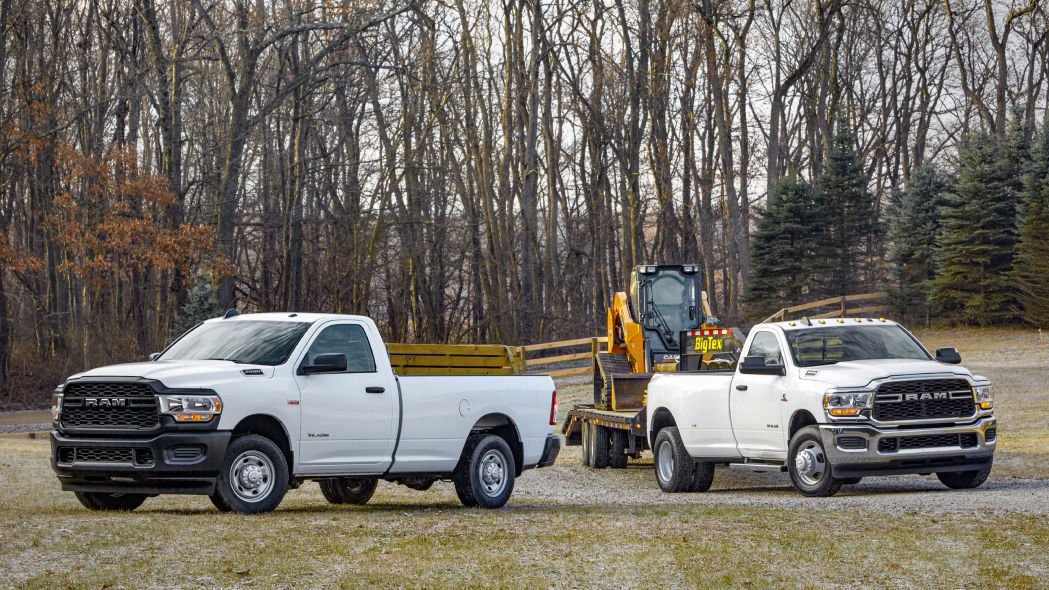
787,426,842,497
320,478,379,504
609,428,629,468
74,491,147,512
453,434,516,509
589,424,610,469
936,464,992,489
689,461,715,492
580,421,592,467
653,427,694,493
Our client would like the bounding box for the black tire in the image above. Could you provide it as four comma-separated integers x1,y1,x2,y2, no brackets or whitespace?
590,424,610,469
453,434,516,509
74,491,147,512
787,426,842,497
840,477,863,485
402,478,434,491
580,421,592,467
652,427,695,493
689,461,715,492
214,434,289,514
319,478,379,504
609,428,629,469
209,492,233,512
937,465,992,489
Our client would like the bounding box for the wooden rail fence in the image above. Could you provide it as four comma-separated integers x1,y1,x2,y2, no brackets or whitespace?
760,292,889,324
516,336,608,378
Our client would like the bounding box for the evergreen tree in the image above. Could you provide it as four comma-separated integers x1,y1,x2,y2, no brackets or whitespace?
815,120,881,297
746,176,821,318
887,165,951,325
172,273,222,338
931,120,1027,325
1014,123,1049,325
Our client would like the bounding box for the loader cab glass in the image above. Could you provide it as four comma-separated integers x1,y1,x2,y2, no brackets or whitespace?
630,266,703,354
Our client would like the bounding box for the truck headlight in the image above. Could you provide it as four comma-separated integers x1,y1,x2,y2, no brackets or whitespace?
823,389,872,417
51,387,64,422
158,394,222,422
974,384,993,410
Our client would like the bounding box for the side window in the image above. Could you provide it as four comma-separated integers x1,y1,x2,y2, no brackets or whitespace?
305,324,376,373
748,332,784,366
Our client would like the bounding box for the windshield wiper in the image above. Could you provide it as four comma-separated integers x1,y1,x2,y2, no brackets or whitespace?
205,357,247,364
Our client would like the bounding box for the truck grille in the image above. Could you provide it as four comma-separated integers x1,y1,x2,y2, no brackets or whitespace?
878,433,979,453
873,379,974,422
56,446,154,465
61,382,159,430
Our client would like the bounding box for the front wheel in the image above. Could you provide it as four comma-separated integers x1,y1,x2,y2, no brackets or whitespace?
787,426,842,497
214,434,289,514
74,491,147,511
937,464,992,489
320,478,379,504
453,434,516,509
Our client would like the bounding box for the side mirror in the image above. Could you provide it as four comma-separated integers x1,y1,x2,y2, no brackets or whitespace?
935,347,962,364
148,352,161,361
738,355,785,376
301,353,348,375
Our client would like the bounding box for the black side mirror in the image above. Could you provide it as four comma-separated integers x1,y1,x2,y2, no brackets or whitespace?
935,347,962,364
148,352,161,361
738,355,785,376
301,353,348,375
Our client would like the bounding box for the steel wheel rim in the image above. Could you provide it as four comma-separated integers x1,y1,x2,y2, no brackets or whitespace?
657,440,674,483
794,441,827,487
478,449,508,497
230,450,275,502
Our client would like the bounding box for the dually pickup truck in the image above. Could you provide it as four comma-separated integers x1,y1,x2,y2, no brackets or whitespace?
50,313,560,513
647,318,996,496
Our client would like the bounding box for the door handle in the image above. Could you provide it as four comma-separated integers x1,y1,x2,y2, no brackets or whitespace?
365,386,385,394
735,385,748,391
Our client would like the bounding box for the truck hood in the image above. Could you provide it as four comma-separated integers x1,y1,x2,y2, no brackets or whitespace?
796,358,976,388
66,360,275,389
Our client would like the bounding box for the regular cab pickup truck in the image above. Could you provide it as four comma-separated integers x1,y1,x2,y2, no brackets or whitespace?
646,319,996,496
50,313,560,513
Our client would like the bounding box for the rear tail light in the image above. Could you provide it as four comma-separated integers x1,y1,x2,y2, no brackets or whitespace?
549,390,558,426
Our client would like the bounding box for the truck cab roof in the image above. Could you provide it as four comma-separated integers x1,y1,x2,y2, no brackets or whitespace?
205,312,370,325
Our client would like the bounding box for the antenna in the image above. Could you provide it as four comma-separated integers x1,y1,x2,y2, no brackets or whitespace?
801,316,812,326
223,308,239,319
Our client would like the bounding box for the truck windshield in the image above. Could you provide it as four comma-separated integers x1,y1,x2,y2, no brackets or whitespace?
785,325,931,367
159,321,312,366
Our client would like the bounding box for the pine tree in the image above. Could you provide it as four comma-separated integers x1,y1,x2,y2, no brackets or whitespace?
746,176,821,318
815,120,881,297
172,273,222,337
887,165,951,325
1014,123,1049,325
931,120,1027,325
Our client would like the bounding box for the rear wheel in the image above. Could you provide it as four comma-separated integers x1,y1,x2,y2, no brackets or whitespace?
320,478,379,504
580,421,592,467
653,427,694,493
937,464,992,489
689,461,715,492
453,434,516,509
609,428,629,469
74,491,147,512
787,426,842,497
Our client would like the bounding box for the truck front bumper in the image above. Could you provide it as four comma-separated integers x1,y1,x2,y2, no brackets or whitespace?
818,417,996,479
51,430,231,495
537,434,562,468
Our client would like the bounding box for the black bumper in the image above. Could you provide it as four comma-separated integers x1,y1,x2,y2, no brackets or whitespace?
51,430,231,495
537,434,561,468
829,451,994,479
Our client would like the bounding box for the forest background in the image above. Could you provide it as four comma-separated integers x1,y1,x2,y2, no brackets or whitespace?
1,0,1047,406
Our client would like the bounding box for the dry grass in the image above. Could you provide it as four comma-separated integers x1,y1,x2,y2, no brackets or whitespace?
2,438,1047,589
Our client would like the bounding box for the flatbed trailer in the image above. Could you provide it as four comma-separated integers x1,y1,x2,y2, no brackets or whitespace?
562,404,648,469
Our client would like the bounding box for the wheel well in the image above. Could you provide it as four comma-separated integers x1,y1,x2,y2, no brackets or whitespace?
788,410,818,440
649,408,676,445
233,414,293,471
470,413,524,476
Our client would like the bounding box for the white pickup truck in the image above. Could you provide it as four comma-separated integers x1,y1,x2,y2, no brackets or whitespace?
647,319,996,496
50,313,560,513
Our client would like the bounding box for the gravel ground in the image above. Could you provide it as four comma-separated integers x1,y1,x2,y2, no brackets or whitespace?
514,445,1049,516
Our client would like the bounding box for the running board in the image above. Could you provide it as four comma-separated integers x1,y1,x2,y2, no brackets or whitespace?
728,462,787,473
